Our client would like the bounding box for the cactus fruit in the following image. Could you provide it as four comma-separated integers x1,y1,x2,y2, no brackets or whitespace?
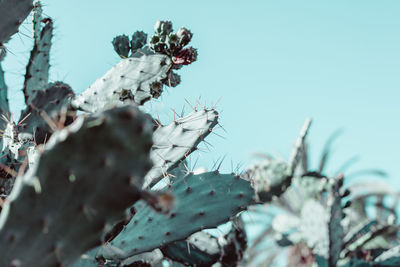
71,54,171,112
99,171,255,261
0,63,9,130
245,159,292,202
0,0,34,44
144,108,219,188
18,82,75,144
112,35,130,58
23,17,53,105
0,105,154,266
131,31,148,51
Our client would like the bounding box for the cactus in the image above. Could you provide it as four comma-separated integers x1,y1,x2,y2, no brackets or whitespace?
243,129,400,267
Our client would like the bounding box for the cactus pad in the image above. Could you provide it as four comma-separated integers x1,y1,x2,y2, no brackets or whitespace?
0,105,153,266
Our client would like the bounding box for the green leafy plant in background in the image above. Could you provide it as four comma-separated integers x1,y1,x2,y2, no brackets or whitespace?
1,1,400,267
243,129,400,267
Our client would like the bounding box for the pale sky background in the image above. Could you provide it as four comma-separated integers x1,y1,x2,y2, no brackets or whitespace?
3,0,400,187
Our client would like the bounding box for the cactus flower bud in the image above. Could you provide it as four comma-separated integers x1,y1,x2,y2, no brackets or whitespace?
172,47,198,65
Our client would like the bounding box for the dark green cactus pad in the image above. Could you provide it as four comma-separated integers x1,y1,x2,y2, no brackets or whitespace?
0,105,153,267
161,232,221,266
23,17,53,105
112,35,130,58
71,54,171,112
0,0,34,44
131,31,148,51
18,81,75,144
100,171,255,260
144,108,219,188
119,249,164,267
342,220,392,259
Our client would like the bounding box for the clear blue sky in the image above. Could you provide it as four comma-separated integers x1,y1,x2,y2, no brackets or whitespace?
3,0,400,186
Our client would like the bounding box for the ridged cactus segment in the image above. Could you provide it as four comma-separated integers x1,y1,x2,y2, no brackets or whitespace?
0,105,153,267
23,18,53,105
143,108,219,188
161,232,221,266
71,54,171,112
101,172,255,260
112,35,130,58
374,246,400,266
18,82,75,144
0,63,9,129
0,0,34,44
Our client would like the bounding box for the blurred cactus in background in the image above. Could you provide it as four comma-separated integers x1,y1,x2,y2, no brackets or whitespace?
0,1,399,267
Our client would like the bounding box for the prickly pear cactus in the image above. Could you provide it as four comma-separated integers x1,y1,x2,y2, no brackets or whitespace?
99,171,255,261
0,105,154,267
